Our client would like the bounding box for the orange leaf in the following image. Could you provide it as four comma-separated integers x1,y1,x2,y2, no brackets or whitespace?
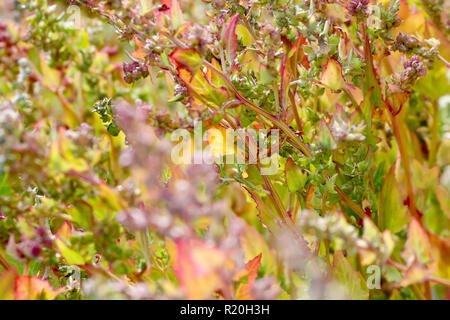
15,276,64,300
56,220,72,242
172,239,231,299
131,36,147,61
236,253,262,300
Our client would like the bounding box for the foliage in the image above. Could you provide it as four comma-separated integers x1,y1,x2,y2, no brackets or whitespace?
0,0,449,300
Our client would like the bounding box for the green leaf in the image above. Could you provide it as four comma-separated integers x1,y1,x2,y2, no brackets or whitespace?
0,173,12,197
362,34,382,107
317,119,336,150
378,162,410,233
285,158,307,193
332,251,369,300
403,218,431,265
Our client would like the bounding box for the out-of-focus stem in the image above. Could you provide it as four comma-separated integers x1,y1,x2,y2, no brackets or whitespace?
30,65,81,126
0,252,11,270
390,112,420,220
429,100,439,168
289,89,303,132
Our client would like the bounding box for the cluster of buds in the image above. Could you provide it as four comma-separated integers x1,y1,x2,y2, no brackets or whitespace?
399,55,427,89
9,226,53,261
299,210,359,247
65,123,96,148
183,23,213,55
392,32,420,53
93,98,121,136
303,0,329,14
392,33,440,64
346,0,370,17
330,113,367,143
122,61,149,84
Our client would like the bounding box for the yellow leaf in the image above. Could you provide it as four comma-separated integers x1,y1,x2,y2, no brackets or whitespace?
131,36,147,61
240,223,277,275
378,162,410,233
56,239,85,265
171,239,230,299
39,54,59,88
332,251,369,300
320,59,346,91
403,218,432,265
0,270,16,300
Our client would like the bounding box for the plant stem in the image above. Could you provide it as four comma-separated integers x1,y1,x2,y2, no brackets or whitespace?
429,99,439,168
0,252,11,270
334,186,366,220
204,60,313,158
289,89,303,132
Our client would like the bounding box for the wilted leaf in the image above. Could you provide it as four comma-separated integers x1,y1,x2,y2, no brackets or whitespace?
428,232,450,281
236,23,255,46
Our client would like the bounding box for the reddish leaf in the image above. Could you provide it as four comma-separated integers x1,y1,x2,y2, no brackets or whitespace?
15,276,63,300
236,253,262,300
222,14,239,67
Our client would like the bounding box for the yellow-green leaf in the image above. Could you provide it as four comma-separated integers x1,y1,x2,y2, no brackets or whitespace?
332,251,369,300
285,158,307,193
55,239,85,265
378,163,410,233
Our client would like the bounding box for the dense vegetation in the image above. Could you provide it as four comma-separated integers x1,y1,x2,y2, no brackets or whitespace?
0,0,449,300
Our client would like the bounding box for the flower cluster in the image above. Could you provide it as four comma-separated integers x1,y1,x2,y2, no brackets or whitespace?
122,61,149,84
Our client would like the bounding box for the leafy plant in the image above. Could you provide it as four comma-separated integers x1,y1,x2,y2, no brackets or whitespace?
0,0,449,300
